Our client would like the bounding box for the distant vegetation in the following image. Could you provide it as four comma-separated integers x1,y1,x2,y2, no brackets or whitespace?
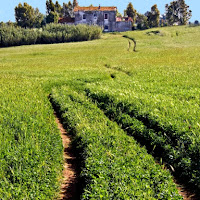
0,23,101,47
11,0,193,30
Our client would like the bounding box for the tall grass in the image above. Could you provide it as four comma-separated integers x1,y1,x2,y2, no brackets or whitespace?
50,86,182,199
0,25,199,198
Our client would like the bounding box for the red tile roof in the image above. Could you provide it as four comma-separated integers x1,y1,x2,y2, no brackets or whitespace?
74,6,117,12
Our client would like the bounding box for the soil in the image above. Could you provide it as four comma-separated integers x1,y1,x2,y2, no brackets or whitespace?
55,113,79,200
175,180,198,200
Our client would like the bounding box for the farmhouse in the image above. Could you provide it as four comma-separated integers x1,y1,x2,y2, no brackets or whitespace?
59,5,132,32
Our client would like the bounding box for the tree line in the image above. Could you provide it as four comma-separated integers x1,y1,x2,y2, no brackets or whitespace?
124,0,192,30
13,0,78,28
3,0,190,29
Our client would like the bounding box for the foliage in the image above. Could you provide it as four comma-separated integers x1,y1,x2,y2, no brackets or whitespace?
136,13,149,30
116,10,123,18
0,23,102,47
194,20,199,25
46,11,59,24
125,2,137,23
0,24,38,47
46,0,55,14
34,8,45,28
50,87,182,199
73,0,78,8
165,0,192,25
62,1,74,18
46,0,60,23
46,0,75,21
147,5,160,28
55,1,62,17
15,3,44,28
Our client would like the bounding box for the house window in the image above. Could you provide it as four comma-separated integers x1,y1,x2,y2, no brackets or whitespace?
94,13,97,18
83,14,86,20
104,25,109,31
104,13,108,19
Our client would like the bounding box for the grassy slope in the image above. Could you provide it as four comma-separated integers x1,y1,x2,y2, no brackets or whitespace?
0,25,199,198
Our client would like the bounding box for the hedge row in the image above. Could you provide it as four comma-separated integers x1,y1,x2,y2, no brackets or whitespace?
50,86,182,199
0,23,102,47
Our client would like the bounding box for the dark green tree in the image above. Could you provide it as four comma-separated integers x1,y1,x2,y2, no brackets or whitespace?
55,1,62,17
63,1,73,18
15,3,43,28
165,2,177,25
125,2,137,22
165,0,192,25
136,13,149,30
33,8,44,28
147,4,160,28
178,0,192,25
46,11,59,23
15,3,34,28
46,0,59,23
194,20,199,25
46,0,55,14
73,0,78,8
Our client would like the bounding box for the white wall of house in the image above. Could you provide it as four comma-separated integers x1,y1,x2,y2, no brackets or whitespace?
73,9,132,32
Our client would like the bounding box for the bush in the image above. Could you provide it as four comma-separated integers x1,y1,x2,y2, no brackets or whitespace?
0,23,102,47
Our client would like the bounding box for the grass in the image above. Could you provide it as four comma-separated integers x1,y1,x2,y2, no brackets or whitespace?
50,86,181,199
0,25,200,198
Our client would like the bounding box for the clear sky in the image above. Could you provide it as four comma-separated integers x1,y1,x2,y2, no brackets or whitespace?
0,0,199,23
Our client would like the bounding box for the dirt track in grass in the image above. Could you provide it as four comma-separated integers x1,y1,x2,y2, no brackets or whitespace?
175,180,198,200
55,114,80,200
54,112,197,200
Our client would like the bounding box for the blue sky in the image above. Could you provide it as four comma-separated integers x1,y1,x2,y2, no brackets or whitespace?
0,0,199,23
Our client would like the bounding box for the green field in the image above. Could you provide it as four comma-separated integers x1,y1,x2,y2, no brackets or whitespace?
0,25,200,199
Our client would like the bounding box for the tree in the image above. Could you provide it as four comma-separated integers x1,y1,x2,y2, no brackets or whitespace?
15,3,43,28
178,0,192,25
55,1,62,17
63,1,73,18
165,0,192,25
147,4,160,28
116,10,122,18
125,2,137,22
136,13,149,30
15,3,34,28
194,20,199,25
46,11,59,23
46,0,55,14
73,0,78,8
46,0,59,23
33,8,44,28
165,2,177,25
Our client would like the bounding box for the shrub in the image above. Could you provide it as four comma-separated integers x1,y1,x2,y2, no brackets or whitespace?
0,23,102,47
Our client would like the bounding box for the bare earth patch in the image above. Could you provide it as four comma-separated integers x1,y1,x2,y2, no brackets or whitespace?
55,114,79,200
175,180,198,200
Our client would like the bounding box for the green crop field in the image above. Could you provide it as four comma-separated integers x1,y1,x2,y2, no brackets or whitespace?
0,25,200,199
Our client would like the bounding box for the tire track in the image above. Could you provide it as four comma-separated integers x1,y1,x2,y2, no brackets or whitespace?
55,113,80,200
